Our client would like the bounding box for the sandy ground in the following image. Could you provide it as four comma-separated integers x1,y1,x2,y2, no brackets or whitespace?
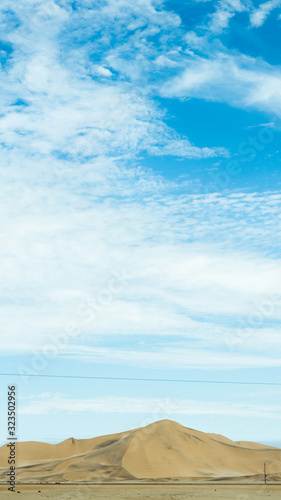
0,485,281,499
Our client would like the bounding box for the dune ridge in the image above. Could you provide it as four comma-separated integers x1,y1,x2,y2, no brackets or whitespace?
0,420,281,483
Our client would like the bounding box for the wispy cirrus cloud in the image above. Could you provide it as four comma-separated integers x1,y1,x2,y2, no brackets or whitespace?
62,345,281,370
161,52,281,118
1,189,281,357
18,393,281,419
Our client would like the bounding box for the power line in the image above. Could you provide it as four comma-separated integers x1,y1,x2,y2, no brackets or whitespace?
0,373,281,386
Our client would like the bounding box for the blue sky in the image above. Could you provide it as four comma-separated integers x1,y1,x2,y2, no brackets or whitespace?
0,0,281,448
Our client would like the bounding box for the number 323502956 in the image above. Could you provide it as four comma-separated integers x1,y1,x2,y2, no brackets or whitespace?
8,386,16,433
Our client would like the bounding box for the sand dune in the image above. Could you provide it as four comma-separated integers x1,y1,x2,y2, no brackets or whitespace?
0,420,281,483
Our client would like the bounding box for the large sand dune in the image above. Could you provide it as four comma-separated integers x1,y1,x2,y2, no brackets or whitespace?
0,420,280,483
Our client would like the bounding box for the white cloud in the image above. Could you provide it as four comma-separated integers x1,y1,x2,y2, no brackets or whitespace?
208,8,236,34
18,393,281,419
161,53,281,118
193,0,280,34
177,3,281,117
206,0,249,34
154,55,180,68
250,0,281,27
0,0,280,373
0,5,226,164
1,187,281,360
60,344,281,370
92,66,113,77
1,187,281,351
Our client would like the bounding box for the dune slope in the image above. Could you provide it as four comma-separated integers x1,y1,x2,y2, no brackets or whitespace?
0,420,280,483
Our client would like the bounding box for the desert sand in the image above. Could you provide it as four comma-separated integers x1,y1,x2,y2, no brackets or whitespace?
0,420,281,484
1,484,281,500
